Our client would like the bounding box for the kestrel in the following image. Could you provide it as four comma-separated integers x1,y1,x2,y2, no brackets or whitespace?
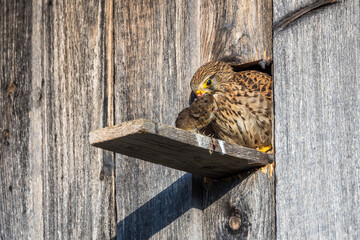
176,94,216,133
190,61,272,152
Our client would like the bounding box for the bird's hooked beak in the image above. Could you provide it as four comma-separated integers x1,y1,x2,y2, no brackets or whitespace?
196,90,207,98
189,91,197,105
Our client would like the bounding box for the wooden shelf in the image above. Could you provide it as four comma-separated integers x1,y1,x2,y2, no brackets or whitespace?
89,119,274,179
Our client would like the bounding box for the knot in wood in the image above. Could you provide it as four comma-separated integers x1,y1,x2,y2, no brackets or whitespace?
2,129,10,138
7,82,17,94
229,215,241,231
99,171,105,181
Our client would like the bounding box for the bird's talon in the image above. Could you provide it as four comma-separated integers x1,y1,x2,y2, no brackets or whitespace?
257,145,272,153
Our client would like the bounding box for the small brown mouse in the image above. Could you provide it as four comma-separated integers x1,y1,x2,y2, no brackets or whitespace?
175,94,216,132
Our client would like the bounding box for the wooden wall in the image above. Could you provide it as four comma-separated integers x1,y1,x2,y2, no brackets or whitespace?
113,0,273,239
1,0,273,239
273,0,360,239
3,0,358,239
1,0,116,239
1,1,33,238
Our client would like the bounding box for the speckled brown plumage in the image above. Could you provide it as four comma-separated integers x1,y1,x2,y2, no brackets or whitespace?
190,61,272,149
176,94,216,132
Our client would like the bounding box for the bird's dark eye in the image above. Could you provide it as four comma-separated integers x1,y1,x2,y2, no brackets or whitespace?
204,100,208,103
206,79,212,86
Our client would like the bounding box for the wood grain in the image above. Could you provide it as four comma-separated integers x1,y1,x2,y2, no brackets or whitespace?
1,0,116,239
1,0,274,238
113,0,274,238
44,1,116,239
203,169,275,239
200,1,275,239
0,1,32,239
273,0,337,31
200,0,273,64
113,1,204,238
90,119,273,178
274,0,360,239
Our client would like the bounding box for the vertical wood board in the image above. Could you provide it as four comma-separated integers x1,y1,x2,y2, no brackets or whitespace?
112,0,274,239
200,0,272,64
113,1,201,239
200,0,275,239
1,0,117,239
1,0,276,239
0,1,33,239
42,1,116,239
274,0,360,239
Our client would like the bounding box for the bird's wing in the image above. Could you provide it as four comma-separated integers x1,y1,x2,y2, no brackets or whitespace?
213,82,273,148
233,71,272,101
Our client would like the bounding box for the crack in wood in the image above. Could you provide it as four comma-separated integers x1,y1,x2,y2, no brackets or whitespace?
274,0,337,31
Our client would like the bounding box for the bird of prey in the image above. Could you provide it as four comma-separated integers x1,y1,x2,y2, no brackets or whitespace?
176,94,216,133
190,61,272,152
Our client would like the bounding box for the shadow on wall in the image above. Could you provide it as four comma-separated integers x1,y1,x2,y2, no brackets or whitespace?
112,172,248,239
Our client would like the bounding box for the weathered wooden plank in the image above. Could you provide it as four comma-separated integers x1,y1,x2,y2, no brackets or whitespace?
200,1,275,239
202,170,275,239
1,0,116,239
113,0,274,239
200,0,272,64
0,1,33,239
2,0,275,239
273,0,336,31
42,1,116,239
274,0,360,239
113,1,202,239
90,119,273,178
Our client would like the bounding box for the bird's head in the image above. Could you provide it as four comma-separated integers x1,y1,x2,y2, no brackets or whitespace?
190,61,234,98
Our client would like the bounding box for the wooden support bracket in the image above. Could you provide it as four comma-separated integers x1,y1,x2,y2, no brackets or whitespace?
89,119,273,179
